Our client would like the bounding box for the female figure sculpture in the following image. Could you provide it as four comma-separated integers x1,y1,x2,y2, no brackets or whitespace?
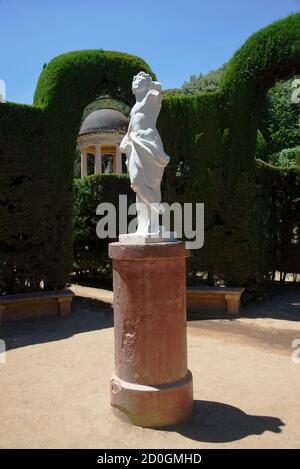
120,72,170,236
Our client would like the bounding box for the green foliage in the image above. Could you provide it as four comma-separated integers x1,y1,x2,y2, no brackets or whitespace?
163,88,181,97
74,148,81,179
0,102,71,294
73,174,134,284
255,160,300,278
260,78,300,154
255,130,267,161
159,13,300,292
270,146,300,167
178,50,299,168
82,97,130,120
1,16,300,297
181,64,226,95
0,50,154,295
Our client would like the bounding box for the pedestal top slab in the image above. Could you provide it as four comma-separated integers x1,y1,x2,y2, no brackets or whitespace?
109,241,189,260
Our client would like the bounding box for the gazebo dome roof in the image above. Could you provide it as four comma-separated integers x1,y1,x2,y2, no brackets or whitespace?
79,108,129,136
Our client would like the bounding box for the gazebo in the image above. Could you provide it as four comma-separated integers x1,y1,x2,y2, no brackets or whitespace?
77,108,129,177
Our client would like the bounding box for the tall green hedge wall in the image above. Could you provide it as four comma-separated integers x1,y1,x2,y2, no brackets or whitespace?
73,173,134,284
158,14,300,293
0,51,154,294
1,15,300,295
255,160,300,280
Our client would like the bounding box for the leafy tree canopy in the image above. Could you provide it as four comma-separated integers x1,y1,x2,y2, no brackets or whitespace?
180,64,227,95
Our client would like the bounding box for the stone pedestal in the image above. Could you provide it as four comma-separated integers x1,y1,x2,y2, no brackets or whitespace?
108,241,193,427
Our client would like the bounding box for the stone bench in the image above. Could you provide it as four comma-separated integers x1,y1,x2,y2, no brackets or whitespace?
187,286,245,315
0,289,74,325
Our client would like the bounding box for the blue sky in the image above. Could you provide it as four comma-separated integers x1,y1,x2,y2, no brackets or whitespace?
1,0,300,104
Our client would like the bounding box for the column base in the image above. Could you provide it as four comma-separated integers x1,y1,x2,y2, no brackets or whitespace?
110,370,193,428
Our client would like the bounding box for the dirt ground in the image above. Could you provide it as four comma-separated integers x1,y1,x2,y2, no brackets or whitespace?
0,285,299,449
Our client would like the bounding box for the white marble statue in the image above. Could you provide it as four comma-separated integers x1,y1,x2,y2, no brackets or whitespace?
120,72,170,237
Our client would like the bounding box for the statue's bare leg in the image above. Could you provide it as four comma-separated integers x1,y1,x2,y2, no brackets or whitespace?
136,193,160,234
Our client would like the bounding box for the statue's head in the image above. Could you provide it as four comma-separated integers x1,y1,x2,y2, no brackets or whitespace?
132,72,161,96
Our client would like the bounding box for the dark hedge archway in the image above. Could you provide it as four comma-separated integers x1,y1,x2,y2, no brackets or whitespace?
0,51,155,293
158,14,300,291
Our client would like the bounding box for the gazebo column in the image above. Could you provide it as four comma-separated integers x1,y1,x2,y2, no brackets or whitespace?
94,144,102,174
81,150,88,177
115,144,122,174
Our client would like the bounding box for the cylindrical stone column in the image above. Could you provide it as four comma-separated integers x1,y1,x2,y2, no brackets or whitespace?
115,144,122,174
94,144,102,174
80,151,87,177
109,241,193,427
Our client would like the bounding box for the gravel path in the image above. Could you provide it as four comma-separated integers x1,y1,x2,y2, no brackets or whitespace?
0,287,299,449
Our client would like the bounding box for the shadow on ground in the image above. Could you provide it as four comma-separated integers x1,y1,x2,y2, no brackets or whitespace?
0,297,113,351
188,285,300,322
1,285,299,352
241,285,300,321
162,400,284,443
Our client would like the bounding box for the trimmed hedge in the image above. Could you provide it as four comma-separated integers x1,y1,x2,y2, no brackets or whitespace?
1,15,300,296
0,103,70,293
157,14,300,292
73,174,133,283
0,51,154,294
255,160,300,280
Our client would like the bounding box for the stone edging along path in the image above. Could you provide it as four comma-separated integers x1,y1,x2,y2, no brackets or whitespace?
70,283,299,356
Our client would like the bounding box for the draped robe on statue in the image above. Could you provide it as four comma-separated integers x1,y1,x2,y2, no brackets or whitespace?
120,90,170,209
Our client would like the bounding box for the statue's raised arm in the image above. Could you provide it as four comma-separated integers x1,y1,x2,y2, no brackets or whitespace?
120,72,170,237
